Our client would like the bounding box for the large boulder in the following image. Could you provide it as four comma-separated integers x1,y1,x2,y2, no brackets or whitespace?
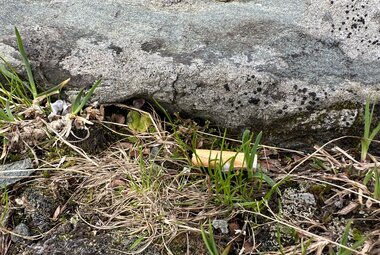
1,0,380,146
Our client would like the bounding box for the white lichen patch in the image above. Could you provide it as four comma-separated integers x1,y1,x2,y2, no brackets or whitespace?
299,108,358,130
212,219,229,234
282,187,316,219
327,217,355,246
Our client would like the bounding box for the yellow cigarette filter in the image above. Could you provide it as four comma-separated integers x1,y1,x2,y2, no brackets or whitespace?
192,149,256,170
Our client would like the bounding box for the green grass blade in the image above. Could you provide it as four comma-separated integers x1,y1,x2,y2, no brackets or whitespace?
15,27,37,98
361,97,380,161
72,88,84,114
129,234,146,251
363,169,373,186
340,237,365,255
242,130,250,151
0,109,11,121
0,101,16,122
369,98,377,127
72,80,101,115
252,171,281,195
301,238,313,255
5,102,15,121
36,78,70,99
249,131,262,168
0,111,13,122
253,131,262,149
338,221,351,254
258,176,288,210
369,122,380,141
153,97,172,123
0,64,24,85
220,243,232,255
201,224,219,255
364,97,371,140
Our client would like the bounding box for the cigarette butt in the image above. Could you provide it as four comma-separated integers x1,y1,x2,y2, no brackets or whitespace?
192,149,256,169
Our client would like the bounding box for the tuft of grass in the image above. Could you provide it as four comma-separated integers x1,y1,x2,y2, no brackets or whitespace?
1,28,69,111
0,57,32,108
14,27,69,104
361,97,380,162
193,129,280,209
0,27,101,160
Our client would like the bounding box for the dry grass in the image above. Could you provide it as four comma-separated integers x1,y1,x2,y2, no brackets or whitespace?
1,104,380,254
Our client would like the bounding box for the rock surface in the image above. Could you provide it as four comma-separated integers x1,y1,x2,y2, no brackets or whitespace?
1,0,380,146
0,159,34,187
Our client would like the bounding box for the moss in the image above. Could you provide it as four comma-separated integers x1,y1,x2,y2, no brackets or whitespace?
43,143,76,162
308,183,332,202
6,153,22,163
58,233,74,241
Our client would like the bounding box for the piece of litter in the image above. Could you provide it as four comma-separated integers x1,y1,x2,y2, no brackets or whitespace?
48,100,71,121
192,149,258,170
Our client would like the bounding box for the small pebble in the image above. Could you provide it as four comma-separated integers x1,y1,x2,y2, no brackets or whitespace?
11,223,30,243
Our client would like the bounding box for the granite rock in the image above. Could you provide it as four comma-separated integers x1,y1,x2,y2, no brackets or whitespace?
0,0,379,146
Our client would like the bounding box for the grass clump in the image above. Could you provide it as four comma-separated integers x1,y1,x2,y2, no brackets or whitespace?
0,27,101,161
196,129,279,210
361,96,380,162
0,27,69,110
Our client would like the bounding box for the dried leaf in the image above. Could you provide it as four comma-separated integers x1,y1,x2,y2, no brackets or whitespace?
52,206,61,221
229,222,240,235
358,188,363,205
336,201,358,215
117,142,133,151
86,105,104,121
242,241,255,254
132,98,145,109
365,198,373,208
111,113,125,124
110,179,127,188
